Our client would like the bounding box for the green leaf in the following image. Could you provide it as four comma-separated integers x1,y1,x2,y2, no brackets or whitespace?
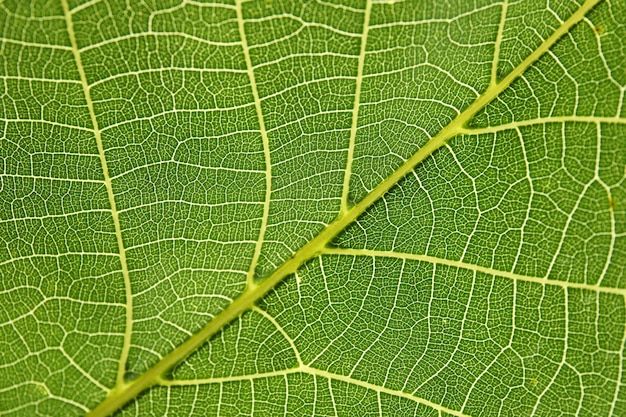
1,0,625,416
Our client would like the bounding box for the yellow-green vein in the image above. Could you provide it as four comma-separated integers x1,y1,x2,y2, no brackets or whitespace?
341,0,372,214
491,0,508,86
322,247,626,297
60,0,133,389
160,365,472,417
235,0,274,289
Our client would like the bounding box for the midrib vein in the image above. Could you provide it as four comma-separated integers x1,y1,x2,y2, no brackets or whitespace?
86,1,601,415
60,0,133,389
323,247,626,297
235,0,273,289
341,0,372,214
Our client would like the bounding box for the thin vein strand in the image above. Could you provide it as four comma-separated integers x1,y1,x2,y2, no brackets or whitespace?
235,0,274,289
323,247,626,297
159,365,472,417
60,0,134,389
341,0,372,214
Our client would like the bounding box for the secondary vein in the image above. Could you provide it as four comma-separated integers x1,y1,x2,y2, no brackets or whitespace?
322,247,626,297
491,0,508,86
341,0,372,214
60,0,134,389
235,0,274,289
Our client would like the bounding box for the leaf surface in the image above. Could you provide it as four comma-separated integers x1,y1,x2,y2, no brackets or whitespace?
1,0,625,416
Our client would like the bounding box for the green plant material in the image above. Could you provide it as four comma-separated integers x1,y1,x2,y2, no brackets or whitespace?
1,0,625,416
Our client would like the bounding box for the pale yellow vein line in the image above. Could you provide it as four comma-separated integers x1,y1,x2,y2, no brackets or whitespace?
341,0,372,214
59,348,110,392
86,2,601,415
69,0,101,14
160,368,300,386
491,0,508,86
323,247,626,297
161,365,472,417
251,305,303,366
459,116,626,135
61,0,133,388
302,366,472,417
235,0,273,289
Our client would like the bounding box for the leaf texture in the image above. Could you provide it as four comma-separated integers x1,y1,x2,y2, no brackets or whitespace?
0,0,625,416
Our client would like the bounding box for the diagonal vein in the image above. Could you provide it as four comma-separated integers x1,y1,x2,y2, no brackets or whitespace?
60,0,133,389
86,0,602,415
